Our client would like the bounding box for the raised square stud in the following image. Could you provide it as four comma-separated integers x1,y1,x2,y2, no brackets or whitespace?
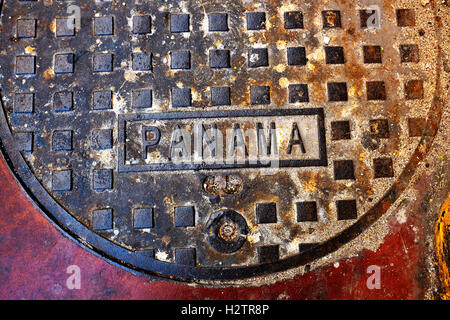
93,169,113,191
289,84,309,103
407,118,427,137
258,245,279,264
132,52,152,71
336,200,357,220
322,10,341,28
132,15,151,34
331,121,351,140
171,51,190,69
405,80,424,100
363,46,382,64
287,47,307,66
174,206,195,227
52,130,72,151
53,91,73,112
396,9,415,27
248,48,268,68
370,119,390,138
14,132,33,152
209,49,230,68
56,18,75,37
136,250,155,259
284,11,303,29
94,16,114,36
250,86,270,105
14,93,34,113
373,157,394,178
17,19,36,38
247,12,266,30
93,53,113,72
333,160,355,180
327,82,348,101
211,87,231,106
92,129,112,150
208,13,228,31
92,91,112,110
366,81,386,100
54,53,74,74
172,88,191,107
92,208,113,231
52,169,72,191
175,248,196,266
132,89,152,109
256,202,277,224
400,44,419,63
133,208,154,229
325,46,345,64
297,201,318,222
170,14,189,33
360,9,379,28
15,55,35,75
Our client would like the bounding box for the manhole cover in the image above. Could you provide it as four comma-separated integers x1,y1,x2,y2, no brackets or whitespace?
0,0,445,283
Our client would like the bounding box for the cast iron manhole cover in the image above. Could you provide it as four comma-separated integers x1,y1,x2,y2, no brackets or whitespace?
0,0,445,282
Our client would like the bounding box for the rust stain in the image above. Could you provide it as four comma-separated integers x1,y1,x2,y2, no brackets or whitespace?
25,46,36,55
43,68,55,80
49,19,56,33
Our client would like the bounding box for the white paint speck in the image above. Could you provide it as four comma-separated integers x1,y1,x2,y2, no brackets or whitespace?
250,53,259,63
155,250,170,262
396,208,407,224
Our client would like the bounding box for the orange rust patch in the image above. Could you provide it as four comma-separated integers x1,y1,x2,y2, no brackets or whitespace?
43,68,55,80
49,19,56,33
435,197,450,300
161,235,171,245
345,62,368,83
324,11,337,26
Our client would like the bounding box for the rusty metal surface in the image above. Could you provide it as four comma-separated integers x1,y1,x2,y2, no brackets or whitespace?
0,0,447,285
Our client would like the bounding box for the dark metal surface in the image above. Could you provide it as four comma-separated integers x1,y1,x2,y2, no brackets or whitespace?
0,0,445,283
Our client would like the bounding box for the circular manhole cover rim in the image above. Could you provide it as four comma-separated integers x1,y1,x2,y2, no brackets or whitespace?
0,1,445,283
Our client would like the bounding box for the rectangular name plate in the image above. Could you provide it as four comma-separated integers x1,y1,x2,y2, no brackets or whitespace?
118,109,327,172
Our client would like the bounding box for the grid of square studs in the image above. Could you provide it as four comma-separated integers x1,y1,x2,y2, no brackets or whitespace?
329,115,398,180
12,8,424,109
329,116,357,213
10,6,431,256
318,9,421,198
250,199,360,226
90,205,199,262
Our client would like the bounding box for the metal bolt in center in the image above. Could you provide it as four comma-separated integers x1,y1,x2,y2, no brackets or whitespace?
219,221,238,242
